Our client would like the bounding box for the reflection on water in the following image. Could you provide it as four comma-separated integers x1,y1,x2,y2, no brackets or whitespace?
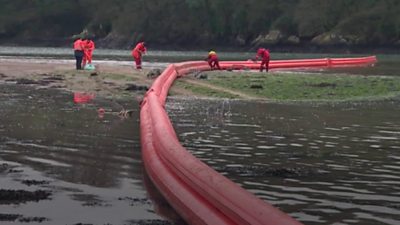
0,84,176,225
73,92,96,104
168,98,400,225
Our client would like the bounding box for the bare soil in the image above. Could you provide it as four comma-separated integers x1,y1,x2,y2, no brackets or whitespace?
0,58,155,99
0,58,252,100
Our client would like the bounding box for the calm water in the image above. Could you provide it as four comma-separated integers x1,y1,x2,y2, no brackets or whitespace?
1,47,400,224
168,99,400,225
0,85,180,225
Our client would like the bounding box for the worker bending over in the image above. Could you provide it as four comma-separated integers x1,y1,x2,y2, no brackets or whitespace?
207,51,221,70
132,42,147,69
255,48,270,72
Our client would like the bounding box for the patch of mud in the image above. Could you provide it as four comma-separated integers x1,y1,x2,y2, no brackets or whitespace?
70,223,96,225
5,78,51,86
125,83,149,92
0,163,9,173
118,197,152,206
103,81,117,86
42,74,65,81
7,169,24,173
4,74,67,89
146,69,162,79
0,214,48,223
0,163,22,174
67,221,175,225
226,65,250,71
21,179,50,186
125,219,176,225
48,85,67,89
71,194,111,207
0,189,51,204
193,72,208,79
308,82,337,88
221,165,319,178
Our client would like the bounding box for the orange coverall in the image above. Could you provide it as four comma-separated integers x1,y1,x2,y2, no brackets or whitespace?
73,39,85,70
83,40,95,67
256,48,270,72
131,42,147,69
207,51,221,70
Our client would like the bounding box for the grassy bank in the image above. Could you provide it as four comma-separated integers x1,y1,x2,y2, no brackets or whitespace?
173,71,400,101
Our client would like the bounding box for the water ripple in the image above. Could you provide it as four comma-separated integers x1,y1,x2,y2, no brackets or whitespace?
24,156,71,167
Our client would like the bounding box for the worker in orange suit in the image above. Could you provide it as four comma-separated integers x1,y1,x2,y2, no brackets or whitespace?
131,42,147,69
206,51,221,70
73,37,85,70
83,38,95,67
255,48,270,72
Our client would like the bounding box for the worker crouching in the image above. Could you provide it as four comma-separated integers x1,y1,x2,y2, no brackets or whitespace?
207,51,221,70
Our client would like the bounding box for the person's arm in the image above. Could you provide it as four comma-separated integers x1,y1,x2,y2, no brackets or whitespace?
81,41,86,51
253,54,259,61
91,42,95,51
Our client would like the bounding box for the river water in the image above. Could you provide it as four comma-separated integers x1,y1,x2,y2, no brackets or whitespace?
0,85,171,225
168,99,400,225
1,47,400,225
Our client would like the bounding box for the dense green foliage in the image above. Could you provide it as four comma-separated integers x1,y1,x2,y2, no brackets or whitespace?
0,0,399,48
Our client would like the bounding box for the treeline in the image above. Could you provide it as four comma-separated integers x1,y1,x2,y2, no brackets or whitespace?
0,0,399,49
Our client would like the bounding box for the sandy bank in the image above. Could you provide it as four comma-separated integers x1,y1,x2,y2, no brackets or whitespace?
0,57,160,99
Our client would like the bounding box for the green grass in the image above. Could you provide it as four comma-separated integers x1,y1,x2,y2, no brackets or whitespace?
179,71,400,101
173,80,240,99
100,73,138,81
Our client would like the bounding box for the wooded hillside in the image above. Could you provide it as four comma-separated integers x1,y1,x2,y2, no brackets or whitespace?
0,0,399,49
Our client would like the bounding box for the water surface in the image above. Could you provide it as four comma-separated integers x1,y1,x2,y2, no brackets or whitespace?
167,98,400,225
1,47,400,225
0,84,179,225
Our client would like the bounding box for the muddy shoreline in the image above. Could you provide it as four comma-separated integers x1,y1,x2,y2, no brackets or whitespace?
0,159,180,225
0,58,186,225
0,58,154,99
0,163,51,223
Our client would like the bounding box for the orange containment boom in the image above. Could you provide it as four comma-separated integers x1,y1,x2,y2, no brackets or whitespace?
140,56,377,225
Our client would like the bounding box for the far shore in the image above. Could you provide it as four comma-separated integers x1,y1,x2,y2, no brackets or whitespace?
1,41,400,55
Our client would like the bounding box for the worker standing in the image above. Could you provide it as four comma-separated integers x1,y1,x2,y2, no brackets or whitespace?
207,50,221,70
83,38,95,67
73,37,85,70
255,48,270,72
131,42,147,69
